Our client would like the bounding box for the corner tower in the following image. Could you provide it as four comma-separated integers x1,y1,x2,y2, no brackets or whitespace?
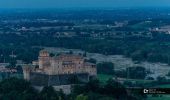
38,50,50,70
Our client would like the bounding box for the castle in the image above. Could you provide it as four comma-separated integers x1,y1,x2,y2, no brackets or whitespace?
23,50,97,93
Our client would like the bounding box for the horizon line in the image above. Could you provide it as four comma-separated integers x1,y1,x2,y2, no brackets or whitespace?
0,6,170,10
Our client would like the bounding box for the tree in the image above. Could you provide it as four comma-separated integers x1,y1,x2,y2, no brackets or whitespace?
126,66,146,79
68,50,73,54
50,53,55,57
157,76,167,84
146,77,154,80
39,86,59,100
83,52,87,57
104,79,127,99
114,70,126,78
75,94,88,100
97,62,114,75
16,65,23,73
98,97,115,100
85,79,100,93
6,58,17,69
167,71,170,76
85,58,97,64
0,78,37,100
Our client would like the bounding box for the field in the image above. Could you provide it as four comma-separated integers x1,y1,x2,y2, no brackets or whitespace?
123,78,154,84
97,74,154,85
147,84,170,100
154,84,170,88
147,95,170,100
97,74,113,83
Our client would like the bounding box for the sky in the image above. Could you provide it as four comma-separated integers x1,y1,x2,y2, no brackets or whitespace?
0,0,170,8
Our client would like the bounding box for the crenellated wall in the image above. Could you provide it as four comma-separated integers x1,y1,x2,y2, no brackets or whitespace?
22,50,97,92
36,50,97,76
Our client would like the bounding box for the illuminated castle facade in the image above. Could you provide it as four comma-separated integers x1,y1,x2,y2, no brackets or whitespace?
23,50,97,87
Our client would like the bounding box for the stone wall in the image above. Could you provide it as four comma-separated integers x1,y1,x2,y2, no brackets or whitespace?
33,85,72,94
29,72,89,86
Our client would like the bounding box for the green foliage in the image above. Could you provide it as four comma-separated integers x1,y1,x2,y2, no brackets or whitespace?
0,78,38,100
50,53,55,57
68,50,73,54
0,78,66,100
0,77,146,100
157,76,167,84
5,58,17,69
97,62,114,75
114,70,126,78
39,86,59,100
167,71,170,77
97,74,113,83
85,58,97,64
104,79,127,98
126,66,146,79
16,65,23,73
83,52,87,57
1,31,170,65
72,79,130,100
98,97,114,100
75,94,88,100
85,79,100,93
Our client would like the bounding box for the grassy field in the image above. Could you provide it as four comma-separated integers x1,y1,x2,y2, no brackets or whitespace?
154,84,170,88
124,78,154,84
97,74,170,100
97,74,113,83
97,74,154,84
147,95,170,100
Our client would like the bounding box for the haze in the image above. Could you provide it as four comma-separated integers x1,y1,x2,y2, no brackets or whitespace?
0,0,170,8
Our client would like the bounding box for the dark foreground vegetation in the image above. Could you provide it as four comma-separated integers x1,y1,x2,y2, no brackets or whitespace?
0,78,147,100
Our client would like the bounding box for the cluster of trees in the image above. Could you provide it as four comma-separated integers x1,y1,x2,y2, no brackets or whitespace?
72,78,147,100
114,66,147,80
0,78,66,100
97,62,114,75
85,58,97,64
96,62,146,80
0,45,41,64
126,66,146,79
0,77,146,100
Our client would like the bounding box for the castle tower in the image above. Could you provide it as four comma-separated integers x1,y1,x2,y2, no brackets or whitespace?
38,50,50,70
22,64,33,81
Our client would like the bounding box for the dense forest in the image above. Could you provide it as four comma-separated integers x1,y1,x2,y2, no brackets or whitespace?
0,78,146,100
1,31,170,65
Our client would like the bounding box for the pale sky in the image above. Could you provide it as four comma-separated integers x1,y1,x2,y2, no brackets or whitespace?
0,0,170,8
